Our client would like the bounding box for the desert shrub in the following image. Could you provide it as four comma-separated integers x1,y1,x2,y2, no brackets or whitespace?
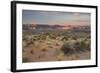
61,43,74,56
71,36,77,40
74,40,90,53
41,48,47,52
23,38,35,47
48,46,53,48
55,43,60,46
32,37,37,41
49,35,56,39
30,50,34,54
30,39,35,44
61,36,68,41
46,42,51,45
61,39,90,56
84,39,91,51
23,35,30,41
23,58,29,62
45,32,56,39
40,35,47,40
74,41,85,53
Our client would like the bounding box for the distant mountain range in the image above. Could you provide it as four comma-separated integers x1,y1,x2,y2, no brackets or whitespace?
23,24,90,31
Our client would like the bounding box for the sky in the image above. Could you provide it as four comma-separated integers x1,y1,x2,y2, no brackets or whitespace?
22,10,91,25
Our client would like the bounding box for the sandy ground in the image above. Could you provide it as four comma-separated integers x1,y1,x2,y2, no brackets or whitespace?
22,39,90,63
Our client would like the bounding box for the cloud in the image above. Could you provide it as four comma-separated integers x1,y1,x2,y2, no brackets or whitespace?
73,12,80,17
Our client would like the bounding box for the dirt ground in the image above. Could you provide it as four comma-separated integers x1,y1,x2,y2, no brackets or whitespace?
22,39,90,63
